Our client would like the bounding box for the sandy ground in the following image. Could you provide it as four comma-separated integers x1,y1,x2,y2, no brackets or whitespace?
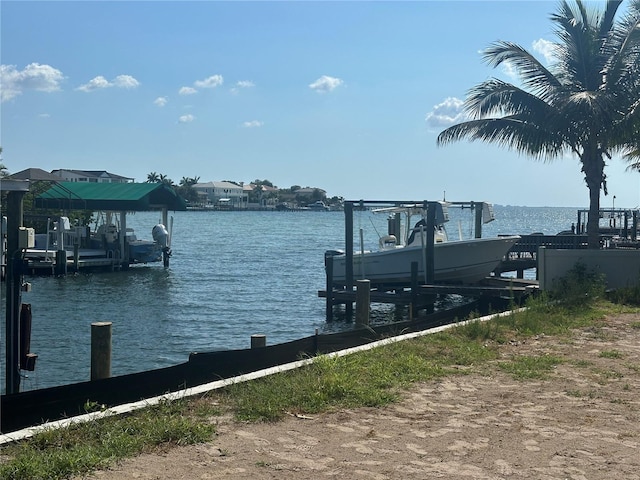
80,313,640,480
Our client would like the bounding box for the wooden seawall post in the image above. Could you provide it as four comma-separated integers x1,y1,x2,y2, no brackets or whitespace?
356,279,371,325
251,334,267,348
91,322,112,380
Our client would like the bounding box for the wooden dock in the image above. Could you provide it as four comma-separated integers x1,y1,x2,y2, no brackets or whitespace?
319,273,538,322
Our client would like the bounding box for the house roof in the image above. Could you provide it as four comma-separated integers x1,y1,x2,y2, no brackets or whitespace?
194,181,243,190
35,182,187,211
8,168,62,182
51,169,134,181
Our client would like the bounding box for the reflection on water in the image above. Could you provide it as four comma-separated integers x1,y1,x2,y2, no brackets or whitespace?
1,205,578,392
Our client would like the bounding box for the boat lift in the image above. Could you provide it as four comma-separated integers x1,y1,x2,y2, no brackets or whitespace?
322,200,519,322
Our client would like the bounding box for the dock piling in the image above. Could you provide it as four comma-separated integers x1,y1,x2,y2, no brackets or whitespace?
325,251,334,322
55,250,67,276
355,279,371,325
91,322,112,381
251,334,267,348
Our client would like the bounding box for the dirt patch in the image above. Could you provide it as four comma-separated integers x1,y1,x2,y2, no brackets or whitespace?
80,314,640,480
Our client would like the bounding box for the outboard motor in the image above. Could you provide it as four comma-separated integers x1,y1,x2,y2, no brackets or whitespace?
152,224,169,248
152,224,172,267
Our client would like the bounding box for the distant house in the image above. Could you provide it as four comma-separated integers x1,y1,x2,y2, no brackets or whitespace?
8,168,64,182
245,183,279,207
50,169,134,184
193,181,246,206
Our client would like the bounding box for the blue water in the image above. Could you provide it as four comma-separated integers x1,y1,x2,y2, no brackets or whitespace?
1,205,580,392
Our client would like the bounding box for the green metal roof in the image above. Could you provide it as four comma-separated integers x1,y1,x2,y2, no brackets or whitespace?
35,182,187,211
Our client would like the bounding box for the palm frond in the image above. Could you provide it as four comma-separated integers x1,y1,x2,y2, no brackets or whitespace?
601,1,640,88
464,79,553,119
437,117,568,161
483,41,562,100
552,0,606,92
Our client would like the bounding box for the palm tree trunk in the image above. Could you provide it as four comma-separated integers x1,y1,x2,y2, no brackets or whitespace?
583,153,604,249
587,183,601,249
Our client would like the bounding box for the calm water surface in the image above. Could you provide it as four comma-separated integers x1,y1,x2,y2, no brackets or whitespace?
1,205,580,392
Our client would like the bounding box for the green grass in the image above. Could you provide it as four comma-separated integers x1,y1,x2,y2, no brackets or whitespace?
0,288,636,480
0,399,216,480
599,349,624,359
497,354,563,379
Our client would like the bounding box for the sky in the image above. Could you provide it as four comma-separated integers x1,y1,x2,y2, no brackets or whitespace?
1,0,639,208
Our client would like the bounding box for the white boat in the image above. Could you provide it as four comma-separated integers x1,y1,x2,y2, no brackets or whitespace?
326,202,520,287
306,200,330,211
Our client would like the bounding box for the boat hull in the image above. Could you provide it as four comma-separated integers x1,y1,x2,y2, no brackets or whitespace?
328,236,520,287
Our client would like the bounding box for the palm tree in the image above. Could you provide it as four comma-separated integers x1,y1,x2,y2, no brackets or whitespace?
146,172,159,183
180,176,200,187
158,174,174,186
437,0,640,248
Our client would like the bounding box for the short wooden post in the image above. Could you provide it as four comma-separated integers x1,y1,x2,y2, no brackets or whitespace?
355,279,370,325
251,334,266,348
91,322,112,380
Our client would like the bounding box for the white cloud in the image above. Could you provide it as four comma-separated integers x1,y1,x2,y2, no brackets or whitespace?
0,63,64,102
77,74,140,92
425,97,467,129
38,113,51,118
309,75,343,93
178,114,195,123
154,96,168,107
194,75,223,88
242,120,263,128
231,80,255,95
77,76,110,92
179,86,197,95
532,38,556,65
113,74,140,89
500,61,518,80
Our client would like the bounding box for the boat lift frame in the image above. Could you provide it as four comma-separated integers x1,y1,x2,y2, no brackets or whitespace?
325,199,491,321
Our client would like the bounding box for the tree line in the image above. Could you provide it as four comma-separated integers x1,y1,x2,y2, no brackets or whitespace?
144,172,343,207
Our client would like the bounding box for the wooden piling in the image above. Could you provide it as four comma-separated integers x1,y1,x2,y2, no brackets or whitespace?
355,279,371,325
425,202,435,285
91,322,112,380
73,243,79,272
55,250,67,276
344,201,354,320
325,252,334,322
